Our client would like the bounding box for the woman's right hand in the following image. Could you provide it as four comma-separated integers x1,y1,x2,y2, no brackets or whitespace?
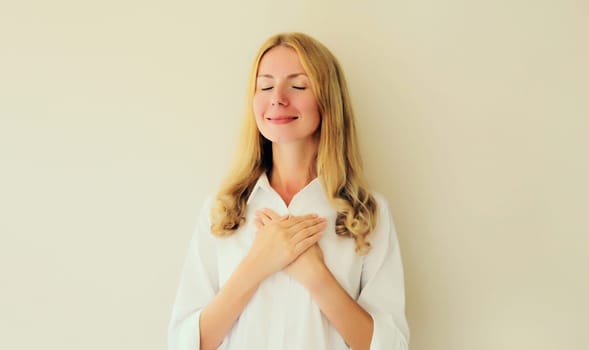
244,209,326,282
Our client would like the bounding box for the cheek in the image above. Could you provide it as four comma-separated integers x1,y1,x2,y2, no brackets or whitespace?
302,97,321,120
252,95,267,134
252,94,266,119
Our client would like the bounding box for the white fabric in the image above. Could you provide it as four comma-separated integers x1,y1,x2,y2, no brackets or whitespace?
168,174,409,349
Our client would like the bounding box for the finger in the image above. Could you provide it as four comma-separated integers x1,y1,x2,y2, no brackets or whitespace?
254,218,262,229
256,210,273,225
294,232,323,256
289,218,327,236
291,219,326,243
282,213,319,227
261,208,281,220
255,210,269,219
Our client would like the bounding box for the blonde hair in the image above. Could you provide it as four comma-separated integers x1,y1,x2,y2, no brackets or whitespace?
210,32,378,255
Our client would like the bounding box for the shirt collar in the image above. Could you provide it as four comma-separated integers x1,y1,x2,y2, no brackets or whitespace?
246,172,322,205
246,172,273,205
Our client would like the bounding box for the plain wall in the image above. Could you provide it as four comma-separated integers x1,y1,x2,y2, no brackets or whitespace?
1,0,587,349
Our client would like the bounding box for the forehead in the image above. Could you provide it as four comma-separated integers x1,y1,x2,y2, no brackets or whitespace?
257,45,306,76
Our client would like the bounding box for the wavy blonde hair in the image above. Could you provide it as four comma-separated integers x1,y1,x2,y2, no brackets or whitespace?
210,32,378,255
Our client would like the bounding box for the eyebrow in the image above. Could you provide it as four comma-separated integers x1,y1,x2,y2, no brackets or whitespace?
256,73,308,79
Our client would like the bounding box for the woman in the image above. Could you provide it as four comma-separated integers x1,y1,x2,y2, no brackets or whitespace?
169,32,409,350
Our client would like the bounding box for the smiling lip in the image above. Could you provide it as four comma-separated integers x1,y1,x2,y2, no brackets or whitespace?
266,116,298,124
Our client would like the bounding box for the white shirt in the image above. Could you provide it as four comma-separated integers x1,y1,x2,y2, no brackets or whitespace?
168,174,409,349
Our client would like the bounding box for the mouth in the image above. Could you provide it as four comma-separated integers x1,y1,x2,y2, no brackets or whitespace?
266,116,299,124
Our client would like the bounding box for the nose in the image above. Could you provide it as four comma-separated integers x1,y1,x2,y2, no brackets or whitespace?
271,87,288,107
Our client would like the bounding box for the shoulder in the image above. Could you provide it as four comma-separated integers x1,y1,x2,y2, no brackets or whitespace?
371,192,394,224
367,192,398,253
193,194,218,227
372,192,388,208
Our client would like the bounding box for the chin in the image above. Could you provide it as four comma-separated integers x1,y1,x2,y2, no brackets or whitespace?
258,128,319,145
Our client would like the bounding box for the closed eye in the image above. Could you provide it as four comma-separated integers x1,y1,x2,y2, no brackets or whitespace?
292,86,306,90
260,87,273,91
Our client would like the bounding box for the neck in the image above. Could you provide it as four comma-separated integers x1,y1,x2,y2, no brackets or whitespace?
269,140,318,205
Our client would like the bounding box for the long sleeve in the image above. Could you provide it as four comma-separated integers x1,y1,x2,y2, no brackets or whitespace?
168,198,219,350
357,195,410,350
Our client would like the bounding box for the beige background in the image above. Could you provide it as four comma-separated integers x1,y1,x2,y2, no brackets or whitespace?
1,0,587,349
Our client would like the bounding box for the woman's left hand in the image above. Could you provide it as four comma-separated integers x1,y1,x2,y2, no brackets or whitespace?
255,209,327,289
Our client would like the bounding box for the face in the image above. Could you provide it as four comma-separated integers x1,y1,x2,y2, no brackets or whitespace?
253,46,321,145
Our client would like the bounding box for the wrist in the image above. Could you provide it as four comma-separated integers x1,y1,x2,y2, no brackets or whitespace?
305,264,332,294
240,254,270,285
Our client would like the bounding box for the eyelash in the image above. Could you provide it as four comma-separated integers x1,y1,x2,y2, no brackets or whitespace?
260,86,306,91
